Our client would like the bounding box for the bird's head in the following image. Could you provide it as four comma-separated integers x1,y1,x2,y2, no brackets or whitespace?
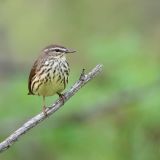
43,44,76,59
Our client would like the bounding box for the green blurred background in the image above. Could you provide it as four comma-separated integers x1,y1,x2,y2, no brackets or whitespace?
0,0,160,159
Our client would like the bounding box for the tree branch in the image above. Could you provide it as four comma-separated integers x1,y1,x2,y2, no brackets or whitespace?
0,64,103,153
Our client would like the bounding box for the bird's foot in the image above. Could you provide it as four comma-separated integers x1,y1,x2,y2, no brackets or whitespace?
42,106,48,116
57,93,66,105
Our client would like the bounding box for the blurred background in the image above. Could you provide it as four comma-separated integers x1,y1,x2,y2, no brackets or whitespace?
0,0,160,159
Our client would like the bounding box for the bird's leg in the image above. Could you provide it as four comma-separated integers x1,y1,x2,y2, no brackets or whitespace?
42,96,47,116
57,92,66,104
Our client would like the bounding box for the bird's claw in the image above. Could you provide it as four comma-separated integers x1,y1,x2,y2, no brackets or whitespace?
57,93,66,104
42,106,48,116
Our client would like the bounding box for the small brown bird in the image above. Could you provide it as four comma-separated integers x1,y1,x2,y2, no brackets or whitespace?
28,44,76,114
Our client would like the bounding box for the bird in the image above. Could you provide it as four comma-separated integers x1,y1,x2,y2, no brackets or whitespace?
28,44,76,115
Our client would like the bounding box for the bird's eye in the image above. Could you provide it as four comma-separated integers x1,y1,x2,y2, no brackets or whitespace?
55,49,60,52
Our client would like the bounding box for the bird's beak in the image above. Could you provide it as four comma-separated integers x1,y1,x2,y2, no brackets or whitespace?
66,49,76,54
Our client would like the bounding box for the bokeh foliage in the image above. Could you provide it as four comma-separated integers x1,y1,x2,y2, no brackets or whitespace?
0,0,160,160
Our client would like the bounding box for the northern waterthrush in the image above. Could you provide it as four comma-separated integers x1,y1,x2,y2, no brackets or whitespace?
28,44,76,114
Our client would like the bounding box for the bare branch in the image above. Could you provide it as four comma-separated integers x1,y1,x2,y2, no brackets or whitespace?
0,64,103,153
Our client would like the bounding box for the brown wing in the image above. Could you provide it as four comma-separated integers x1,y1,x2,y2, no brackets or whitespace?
28,51,48,95
28,60,38,95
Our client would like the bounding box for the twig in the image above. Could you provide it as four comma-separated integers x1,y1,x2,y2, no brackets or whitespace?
79,68,85,81
0,64,103,153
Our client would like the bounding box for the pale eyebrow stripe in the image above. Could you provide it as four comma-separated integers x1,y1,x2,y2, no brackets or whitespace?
43,47,66,52
51,47,66,51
